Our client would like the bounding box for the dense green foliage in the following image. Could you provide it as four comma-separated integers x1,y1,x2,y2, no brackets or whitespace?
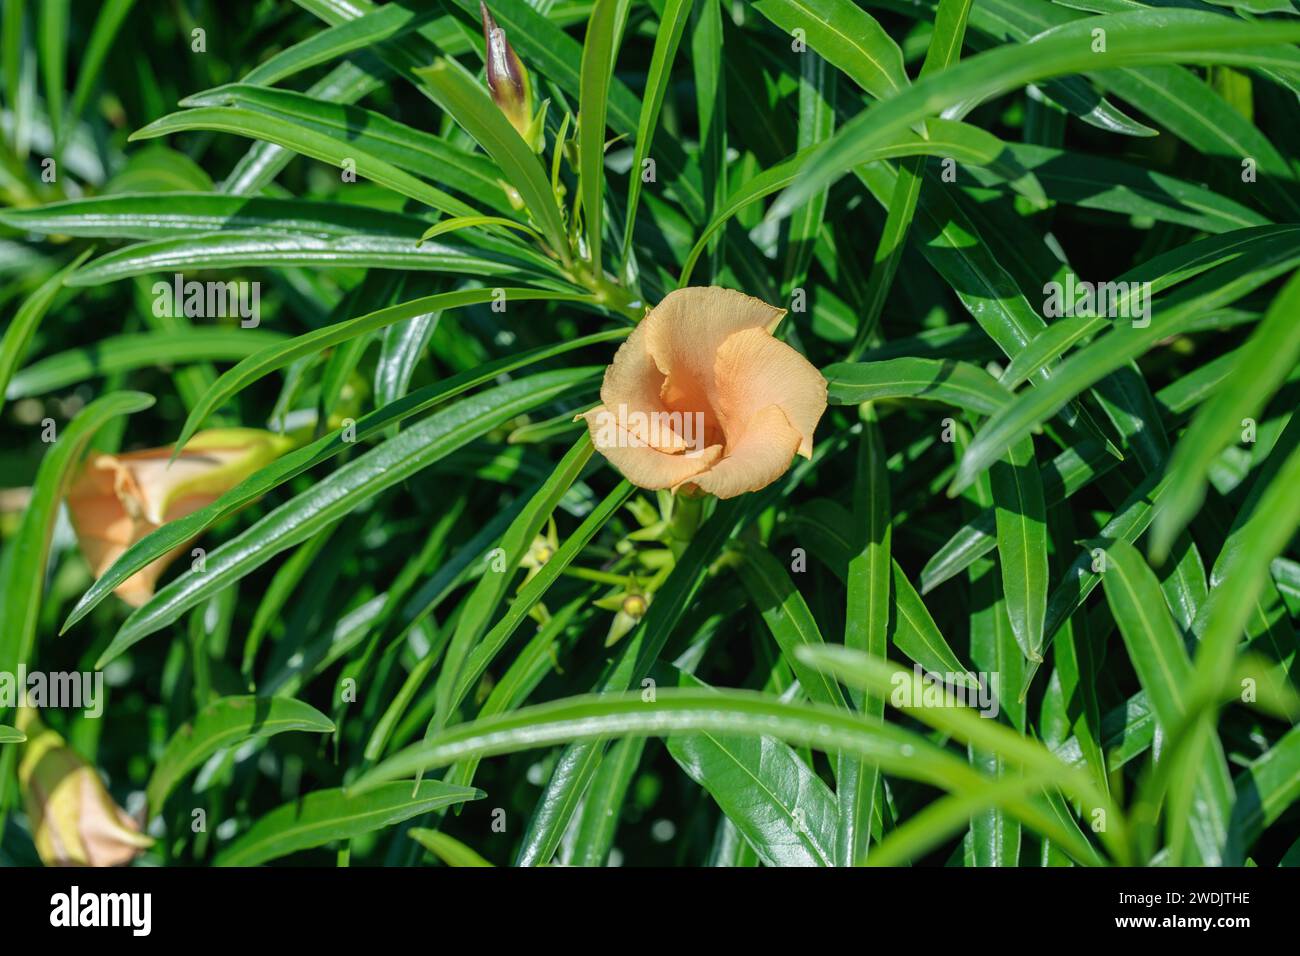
2,0,1300,868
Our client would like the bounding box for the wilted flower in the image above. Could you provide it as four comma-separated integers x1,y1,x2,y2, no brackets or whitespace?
480,1,539,147
582,287,827,498
66,428,293,607
16,708,152,867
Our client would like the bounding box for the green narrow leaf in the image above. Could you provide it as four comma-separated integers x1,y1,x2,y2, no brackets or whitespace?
130,106,482,219
37,0,66,149
0,193,434,241
516,737,604,866
679,120,1006,287
66,232,554,288
891,562,973,678
1213,414,1300,590
735,542,849,711
578,0,619,281
768,12,1300,222
1226,722,1300,863
439,597,592,791
1100,541,1197,735
690,0,726,282
93,369,596,666
838,406,891,866
845,0,967,357
7,329,285,399
353,684,1103,864
240,2,436,86
0,249,93,416
512,479,804,864
67,0,135,124
990,437,1048,662
1095,64,1300,220
434,0,704,220
957,416,1026,866
966,144,1268,235
752,0,907,100
61,330,626,632
242,524,341,681
571,734,646,866
184,84,513,209
1099,539,1233,865
953,235,1300,495
169,287,592,454
418,215,540,243
621,0,694,263
355,689,995,798
450,481,636,716
1193,430,1300,698
430,436,594,735
782,47,835,293
1047,508,1107,800
823,357,1010,415
795,646,1122,863
922,0,973,75
213,781,483,867
668,673,837,867
921,342,1263,594
408,828,494,867
1151,270,1300,560
414,59,570,264
147,696,334,813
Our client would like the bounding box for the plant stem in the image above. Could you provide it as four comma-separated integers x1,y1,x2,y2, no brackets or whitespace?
567,262,644,323
666,492,705,559
562,566,633,587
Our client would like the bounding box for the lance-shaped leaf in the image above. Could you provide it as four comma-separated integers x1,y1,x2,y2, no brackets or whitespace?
415,58,569,264
94,369,597,666
1151,269,1300,561
129,106,481,219
147,696,335,813
214,781,483,866
767,12,1300,222
990,437,1048,662
1099,539,1233,865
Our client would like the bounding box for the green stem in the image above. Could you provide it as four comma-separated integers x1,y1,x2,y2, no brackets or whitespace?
563,566,633,587
667,493,706,559
567,263,644,323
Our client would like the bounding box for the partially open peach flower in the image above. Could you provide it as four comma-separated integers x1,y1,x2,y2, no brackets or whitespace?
66,428,293,607
581,287,827,498
17,707,153,867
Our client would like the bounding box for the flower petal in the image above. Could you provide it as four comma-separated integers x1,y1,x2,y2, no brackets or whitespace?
582,406,722,489
66,454,213,607
643,287,784,417
710,327,827,458
682,404,802,499
126,441,272,524
597,325,689,451
77,770,153,866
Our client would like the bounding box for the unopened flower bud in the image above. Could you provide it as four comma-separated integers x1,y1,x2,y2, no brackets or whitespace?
480,2,536,144
16,708,152,867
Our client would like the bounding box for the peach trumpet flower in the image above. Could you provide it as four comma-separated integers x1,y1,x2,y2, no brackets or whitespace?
17,707,153,867
66,428,294,607
581,287,827,498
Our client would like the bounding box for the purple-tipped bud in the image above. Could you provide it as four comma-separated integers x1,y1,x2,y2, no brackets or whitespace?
481,2,534,141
